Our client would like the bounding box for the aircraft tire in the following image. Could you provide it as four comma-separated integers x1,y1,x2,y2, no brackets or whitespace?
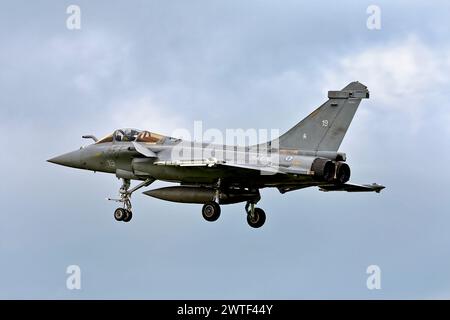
114,208,126,221
247,208,266,228
202,202,221,222
123,210,133,222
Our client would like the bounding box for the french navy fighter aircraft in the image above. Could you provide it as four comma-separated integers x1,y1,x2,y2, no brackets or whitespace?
48,81,384,228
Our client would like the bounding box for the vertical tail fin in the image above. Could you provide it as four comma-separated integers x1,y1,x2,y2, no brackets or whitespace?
275,81,369,152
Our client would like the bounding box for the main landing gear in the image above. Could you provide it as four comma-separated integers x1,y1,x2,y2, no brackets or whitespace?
202,201,221,221
200,181,266,228
108,178,154,223
201,200,266,228
245,201,266,228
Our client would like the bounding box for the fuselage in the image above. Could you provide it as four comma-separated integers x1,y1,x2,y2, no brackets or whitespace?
48,137,341,189
47,82,383,229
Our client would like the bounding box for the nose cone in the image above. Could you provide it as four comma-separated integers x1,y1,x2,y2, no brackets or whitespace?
47,149,84,169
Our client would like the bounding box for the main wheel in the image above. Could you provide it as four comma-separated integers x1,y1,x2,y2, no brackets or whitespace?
247,208,266,228
202,201,221,222
123,210,133,222
114,208,126,221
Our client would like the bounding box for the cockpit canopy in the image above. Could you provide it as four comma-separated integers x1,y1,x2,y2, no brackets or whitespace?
114,128,140,142
96,128,167,144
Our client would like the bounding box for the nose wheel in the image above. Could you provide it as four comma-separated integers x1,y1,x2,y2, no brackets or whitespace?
114,208,132,222
108,178,154,223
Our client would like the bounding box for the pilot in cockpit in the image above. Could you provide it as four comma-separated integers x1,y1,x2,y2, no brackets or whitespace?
114,129,125,142
96,128,168,144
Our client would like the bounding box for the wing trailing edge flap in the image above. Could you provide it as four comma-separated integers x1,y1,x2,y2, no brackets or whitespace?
218,163,310,176
319,183,385,193
219,162,284,175
212,162,310,176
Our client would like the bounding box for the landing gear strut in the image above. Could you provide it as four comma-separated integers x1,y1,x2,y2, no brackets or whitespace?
108,178,154,223
245,201,266,228
201,179,222,222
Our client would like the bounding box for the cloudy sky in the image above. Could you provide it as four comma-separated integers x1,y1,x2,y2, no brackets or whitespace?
1,0,450,299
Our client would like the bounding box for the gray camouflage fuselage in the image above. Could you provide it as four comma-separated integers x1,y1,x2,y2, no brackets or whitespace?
48,81,384,227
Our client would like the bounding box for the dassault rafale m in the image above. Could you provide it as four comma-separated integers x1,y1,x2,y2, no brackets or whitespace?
48,81,384,229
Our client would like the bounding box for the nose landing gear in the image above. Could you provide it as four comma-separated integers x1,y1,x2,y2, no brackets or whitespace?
108,178,154,223
114,208,132,222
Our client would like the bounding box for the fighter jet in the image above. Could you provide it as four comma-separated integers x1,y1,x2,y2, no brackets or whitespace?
48,81,384,228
